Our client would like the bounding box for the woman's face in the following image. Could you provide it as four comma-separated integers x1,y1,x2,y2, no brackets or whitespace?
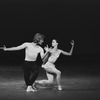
52,39,58,47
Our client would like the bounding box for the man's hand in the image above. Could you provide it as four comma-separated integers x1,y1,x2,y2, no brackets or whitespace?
2,45,7,51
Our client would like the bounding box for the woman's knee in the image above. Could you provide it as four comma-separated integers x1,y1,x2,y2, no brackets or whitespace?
48,79,53,84
57,70,61,75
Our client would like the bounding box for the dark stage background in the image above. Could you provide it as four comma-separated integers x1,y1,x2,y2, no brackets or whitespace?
0,0,100,67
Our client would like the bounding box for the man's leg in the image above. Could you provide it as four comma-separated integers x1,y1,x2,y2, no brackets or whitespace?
30,63,40,90
23,61,37,92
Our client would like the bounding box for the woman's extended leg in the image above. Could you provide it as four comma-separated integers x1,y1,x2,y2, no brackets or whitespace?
35,71,54,84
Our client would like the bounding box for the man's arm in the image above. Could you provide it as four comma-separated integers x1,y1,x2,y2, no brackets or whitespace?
61,40,74,56
39,47,45,59
39,45,51,59
3,43,27,51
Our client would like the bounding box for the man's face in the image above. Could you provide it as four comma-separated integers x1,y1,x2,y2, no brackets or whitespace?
39,39,44,45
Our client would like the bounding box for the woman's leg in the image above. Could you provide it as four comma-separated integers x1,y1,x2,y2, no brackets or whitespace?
46,72,54,83
35,63,54,84
36,71,54,84
44,66,62,90
35,63,62,90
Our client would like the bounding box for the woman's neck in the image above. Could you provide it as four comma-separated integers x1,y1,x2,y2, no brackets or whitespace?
53,45,58,51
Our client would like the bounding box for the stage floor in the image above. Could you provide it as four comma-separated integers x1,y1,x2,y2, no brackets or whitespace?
0,63,100,100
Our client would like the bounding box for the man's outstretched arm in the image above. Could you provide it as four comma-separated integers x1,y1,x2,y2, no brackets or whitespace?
2,43,27,51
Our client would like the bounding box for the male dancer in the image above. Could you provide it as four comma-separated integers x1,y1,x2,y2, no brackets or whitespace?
2,33,45,92
35,39,74,90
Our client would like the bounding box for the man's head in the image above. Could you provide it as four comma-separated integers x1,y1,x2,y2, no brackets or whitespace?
33,33,44,45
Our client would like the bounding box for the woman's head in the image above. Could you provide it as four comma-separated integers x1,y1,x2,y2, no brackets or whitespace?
52,39,58,47
33,33,45,45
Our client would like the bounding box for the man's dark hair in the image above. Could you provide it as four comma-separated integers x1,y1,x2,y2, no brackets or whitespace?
33,33,44,44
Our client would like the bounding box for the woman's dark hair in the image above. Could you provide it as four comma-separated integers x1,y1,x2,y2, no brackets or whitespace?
52,38,59,43
33,33,44,44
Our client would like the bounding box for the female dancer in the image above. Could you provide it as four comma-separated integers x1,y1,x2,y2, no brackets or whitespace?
35,39,74,90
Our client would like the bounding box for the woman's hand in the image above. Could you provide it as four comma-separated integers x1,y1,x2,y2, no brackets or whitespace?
44,45,49,52
70,40,74,46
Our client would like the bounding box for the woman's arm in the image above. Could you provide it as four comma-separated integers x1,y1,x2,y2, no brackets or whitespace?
61,40,74,56
3,43,27,51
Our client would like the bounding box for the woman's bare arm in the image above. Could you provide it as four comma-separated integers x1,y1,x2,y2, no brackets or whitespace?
61,40,74,56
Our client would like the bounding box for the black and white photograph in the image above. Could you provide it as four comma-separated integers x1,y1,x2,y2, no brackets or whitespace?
0,0,100,100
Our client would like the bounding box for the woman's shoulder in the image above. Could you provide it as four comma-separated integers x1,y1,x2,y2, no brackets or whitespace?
58,49,62,52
